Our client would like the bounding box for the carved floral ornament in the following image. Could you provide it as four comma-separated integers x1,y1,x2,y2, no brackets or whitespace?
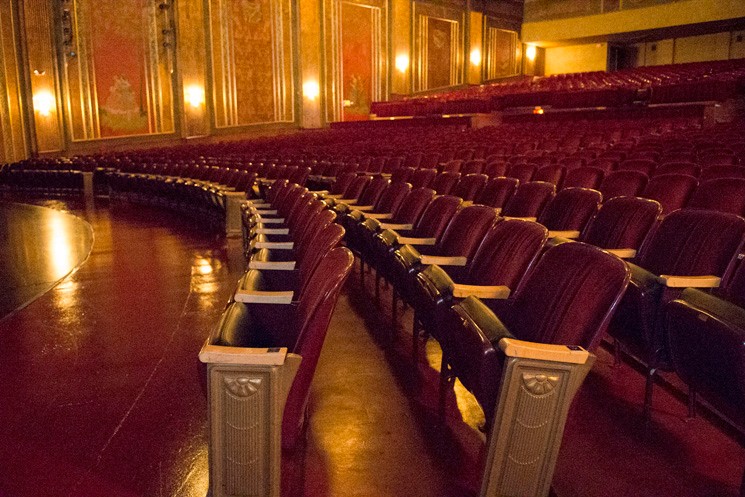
225,376,262,397
522,373,559,395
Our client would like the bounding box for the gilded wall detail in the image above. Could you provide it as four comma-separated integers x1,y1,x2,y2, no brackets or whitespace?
484,22,519,80
324,0,387,122
0,0,27,161
60,0,176,141
524,0,686,22
208,0,294,127
413,2,464,92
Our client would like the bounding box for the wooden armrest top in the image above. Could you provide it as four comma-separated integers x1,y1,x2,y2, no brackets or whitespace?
605,248,637,259
658,275,721,288
452,284,510,299
257,217,285,224
380,223,413,230
248,260,297,270
397,236,436,246
255,227,290,235
503,216,537,222
254,241,294,250
354,205,375,212
199,343,288,365
233,289,294,304
498,338,590,365
548,230,581,239
419,255,467,266
365,212,393,220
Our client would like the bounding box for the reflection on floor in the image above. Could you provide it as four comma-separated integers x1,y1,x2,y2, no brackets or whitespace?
0,198,742,497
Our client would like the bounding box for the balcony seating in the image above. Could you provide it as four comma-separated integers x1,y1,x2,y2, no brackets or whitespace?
208,246,354,450
563,166,605,189
500,181,556,221
608,208,745,418
598,170,649,200
537,187,602,239
687,178,745,215
438,241,630,425
640,173,698,216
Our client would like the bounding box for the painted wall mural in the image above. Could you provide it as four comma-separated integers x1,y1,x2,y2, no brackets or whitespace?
209,0,294,128
413,2,464,92
60,0,176,140
324,0,386,123
485,25,519,80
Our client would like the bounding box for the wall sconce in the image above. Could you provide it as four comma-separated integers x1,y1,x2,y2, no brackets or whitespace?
526,45,537,62
185,85,205,109
395,54,409,74
303,80,320,101
32,90,56,117
470,48,481,66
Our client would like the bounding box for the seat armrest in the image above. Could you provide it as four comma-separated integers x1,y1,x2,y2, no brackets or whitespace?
419,255,467,266
452,284,510,299
314,190,330,195
658,275,721,288
234,289,295,304
605,248,636,259
254,241,294,250
336,198,357,204
253,209,277,215
198,344,288,365
248,260,296,270
256,217,285,224
354,205,375,212
246,202,271,209
380,223,413,230
397,236,437,246
503,216,537,222
365,212,393,220
498,338,590,365
254,227,290,235
548,230,580,239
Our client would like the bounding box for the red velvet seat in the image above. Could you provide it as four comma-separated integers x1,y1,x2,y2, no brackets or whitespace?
617,159,657,176
580,196,661,258
452,173,488,201
408,168,437,189
483,161,508,178
608,209,745,418
687,178,745,215
533,164,566,187
430,171,461,195
505,163,537,183
474,177,518,211
213,246,354,449
698,164,745,181
640,173,698,216
537,187,602,238
653,162,700,178
562,166,604,190
598,170,648,200
440,242,630,424
500,181,556,220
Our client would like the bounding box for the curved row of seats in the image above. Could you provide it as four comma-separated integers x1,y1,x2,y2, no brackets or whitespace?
327,168,745,489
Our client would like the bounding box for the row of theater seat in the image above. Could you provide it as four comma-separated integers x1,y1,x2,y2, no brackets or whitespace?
324,169,745,482
370,59,745,117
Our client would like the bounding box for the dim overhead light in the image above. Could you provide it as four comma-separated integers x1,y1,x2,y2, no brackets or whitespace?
395,54,409,74
32,90,55,117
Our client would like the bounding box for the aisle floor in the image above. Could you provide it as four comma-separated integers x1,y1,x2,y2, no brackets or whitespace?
0,198,742,497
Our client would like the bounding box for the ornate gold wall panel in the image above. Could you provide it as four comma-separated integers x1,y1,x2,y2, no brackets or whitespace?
0,0,28,162
484,22,519,80
58,0,176,141
323,0,387,122
208,0,294,128
177,0,209,137
23,0,64,153
413,2,464,92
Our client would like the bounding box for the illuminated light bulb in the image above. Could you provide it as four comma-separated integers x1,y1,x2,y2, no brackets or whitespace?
395,54,409,74
303,80,320,101
470,48,481,66
32,91,55,117
526,45,537,62
185,85,205,109
533,106,544,115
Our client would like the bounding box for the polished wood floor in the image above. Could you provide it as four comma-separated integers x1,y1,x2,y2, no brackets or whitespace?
0,197,742,497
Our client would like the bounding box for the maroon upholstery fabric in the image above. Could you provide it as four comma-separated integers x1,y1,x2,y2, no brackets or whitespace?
538,187,602,232
599,170,648,200
475,176,518,209
563,166,604,189
582,196,661,251
452,173,488,201
501,181,556,218
641,173,698,215
430,172,461,195
687,178,745,215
